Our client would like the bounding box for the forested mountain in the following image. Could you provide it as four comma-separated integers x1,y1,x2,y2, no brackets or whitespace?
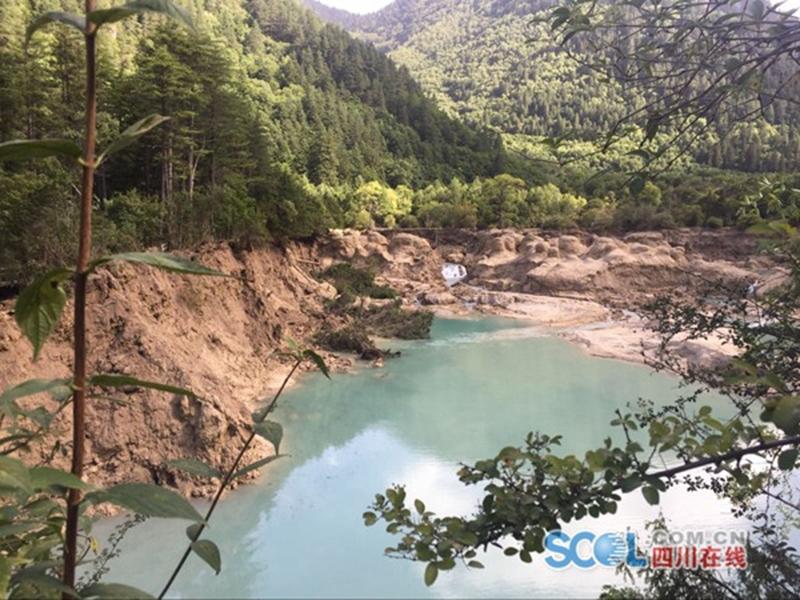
4,0,799,287
0,0,508,280
306,0,800,173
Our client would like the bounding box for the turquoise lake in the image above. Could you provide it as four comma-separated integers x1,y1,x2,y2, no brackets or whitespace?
95,317,740,598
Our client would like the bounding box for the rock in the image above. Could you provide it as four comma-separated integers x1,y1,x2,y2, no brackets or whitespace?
558,235,586,257
390,233,431,254
478,232,523,266
585,237,622,259
527,257,605,291
419,291,458,305
317,282,338,300
389,233,432,265
624,231,665,245
475,292,510,307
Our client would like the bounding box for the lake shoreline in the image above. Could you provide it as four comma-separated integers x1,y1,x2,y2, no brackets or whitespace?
0,227,773,499
423,291,734,368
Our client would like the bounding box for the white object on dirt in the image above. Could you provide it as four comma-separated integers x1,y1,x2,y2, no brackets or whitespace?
442,263,467,287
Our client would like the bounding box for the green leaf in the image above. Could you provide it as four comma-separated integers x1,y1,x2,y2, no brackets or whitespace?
81,583,156,599
620,474,642,493
303,349,330,379
89,374,197,399
12,571,79,598
629,175,646,196
769,396,800,435
232,455,284,479
191,539,222,575
778,449,798,471
644,115,660,141
89,0,195,30
424,562,438,587
0,522,41,538
363,511,377,526
641,486,660,506
254,421,283,452
166,459,221,479
186,523,203,541
0,556,10,598
414,499,425,514
0,379,71,416
96,114,170,166
90,252,229,277
85,483,204,522
14,268,72,361
29,467,91,492
26,12,86,43
0,139,82,162
0,456,32,494
467,560,484,569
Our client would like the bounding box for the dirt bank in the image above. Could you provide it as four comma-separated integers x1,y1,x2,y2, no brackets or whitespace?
0,242,350,498
0,228,782,497
324,228,785,366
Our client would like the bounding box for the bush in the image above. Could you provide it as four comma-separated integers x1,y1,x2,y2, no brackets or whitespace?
398,214,420,228
318,263,398,299
706,216,725,229
529,183,588,228
579,200,615,231
0,165,78,285
105,190,165,249
357,302,433,339
673,203,705,227
417,203,478,228
313,325,385,360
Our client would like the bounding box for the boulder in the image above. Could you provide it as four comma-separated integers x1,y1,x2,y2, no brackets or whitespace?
419,291,458,306
558,235,586,257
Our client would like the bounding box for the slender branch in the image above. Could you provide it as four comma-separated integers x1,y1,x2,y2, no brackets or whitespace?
646,434,800,480
62,2,97,593
158,359,302,599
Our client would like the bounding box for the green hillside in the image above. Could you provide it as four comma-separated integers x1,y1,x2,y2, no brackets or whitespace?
0,0,508,281
306,0,800,173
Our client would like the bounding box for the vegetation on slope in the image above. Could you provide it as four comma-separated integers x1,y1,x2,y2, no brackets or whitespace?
0,0,505,284
308,0,800,173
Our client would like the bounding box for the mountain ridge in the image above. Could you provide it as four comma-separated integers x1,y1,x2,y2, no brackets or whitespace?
306,0,800,172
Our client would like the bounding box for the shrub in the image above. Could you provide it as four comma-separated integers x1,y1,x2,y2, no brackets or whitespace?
398,214,420,228
318,263,398,299
673,203,705,227
356,302,434,339
313,325,385,360
105,190,165,249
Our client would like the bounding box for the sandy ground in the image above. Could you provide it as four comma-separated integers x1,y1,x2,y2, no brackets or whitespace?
430,291,734,368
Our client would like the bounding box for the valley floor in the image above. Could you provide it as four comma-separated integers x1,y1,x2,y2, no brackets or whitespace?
0,227,783,498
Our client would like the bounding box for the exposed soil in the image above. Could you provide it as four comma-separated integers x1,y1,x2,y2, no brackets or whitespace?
0,228,782,499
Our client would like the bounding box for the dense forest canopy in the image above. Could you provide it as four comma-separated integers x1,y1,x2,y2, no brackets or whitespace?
3,0,800,288
306,0,800,173
0,0,508,281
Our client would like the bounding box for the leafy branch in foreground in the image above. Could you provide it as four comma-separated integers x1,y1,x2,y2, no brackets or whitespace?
366,228,800,591
0,1,243,597
1,1,333,597
158,343,329,598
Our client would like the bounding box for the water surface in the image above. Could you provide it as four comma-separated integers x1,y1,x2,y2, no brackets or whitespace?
96,317,739,598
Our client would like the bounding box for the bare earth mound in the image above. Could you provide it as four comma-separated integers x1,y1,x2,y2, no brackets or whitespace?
0,228,784,497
